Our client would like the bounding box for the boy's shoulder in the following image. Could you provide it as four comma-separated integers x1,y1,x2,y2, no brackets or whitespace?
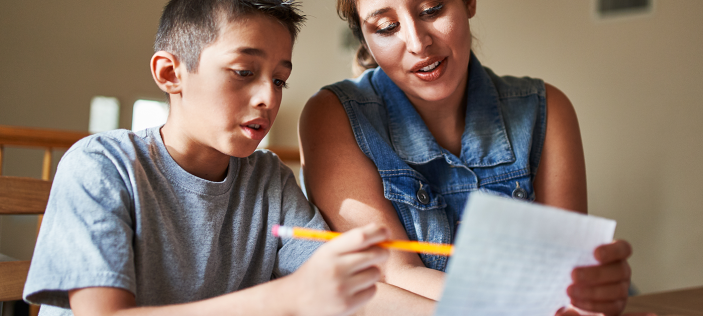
66,128,151,157
238,148,294,180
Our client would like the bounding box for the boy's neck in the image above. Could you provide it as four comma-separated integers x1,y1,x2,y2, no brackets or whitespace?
159,122,230,182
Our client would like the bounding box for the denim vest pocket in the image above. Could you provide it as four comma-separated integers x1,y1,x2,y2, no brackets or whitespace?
380,169,451,270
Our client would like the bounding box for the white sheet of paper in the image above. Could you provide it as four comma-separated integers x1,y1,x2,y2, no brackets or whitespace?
435,192,616,316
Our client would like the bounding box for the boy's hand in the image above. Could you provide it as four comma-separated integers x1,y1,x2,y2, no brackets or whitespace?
286,223,390,316
565,240,633,316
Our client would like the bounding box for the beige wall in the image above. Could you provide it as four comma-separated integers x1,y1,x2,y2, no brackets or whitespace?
1,0,701,295
472,1,703,293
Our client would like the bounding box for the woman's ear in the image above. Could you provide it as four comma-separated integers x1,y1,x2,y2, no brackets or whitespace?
466,0,477,19
151,51,182,94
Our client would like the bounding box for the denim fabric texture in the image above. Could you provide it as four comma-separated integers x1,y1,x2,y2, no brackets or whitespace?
322,53,547,271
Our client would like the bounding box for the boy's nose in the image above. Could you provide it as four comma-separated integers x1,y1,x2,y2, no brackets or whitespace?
251,82,278,109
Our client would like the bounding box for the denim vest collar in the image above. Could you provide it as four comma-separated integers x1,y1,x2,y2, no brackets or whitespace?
371,52,515,167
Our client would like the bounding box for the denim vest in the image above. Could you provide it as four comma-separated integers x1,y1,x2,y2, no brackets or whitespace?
321,53,547,271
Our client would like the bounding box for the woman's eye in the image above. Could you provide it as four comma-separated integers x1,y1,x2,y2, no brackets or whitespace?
234,70,253,77
421,3,444,17
273,79,288,89
376,22,399,35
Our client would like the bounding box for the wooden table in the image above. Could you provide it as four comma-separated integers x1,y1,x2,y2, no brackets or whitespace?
624,286,703,315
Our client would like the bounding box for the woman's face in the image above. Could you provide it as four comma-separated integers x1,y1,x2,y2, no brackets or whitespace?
357,0,475,105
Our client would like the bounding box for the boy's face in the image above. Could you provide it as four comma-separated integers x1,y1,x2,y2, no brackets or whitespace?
176,14,293,158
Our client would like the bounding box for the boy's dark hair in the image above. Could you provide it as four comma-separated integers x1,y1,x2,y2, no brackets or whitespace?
155,0,305,73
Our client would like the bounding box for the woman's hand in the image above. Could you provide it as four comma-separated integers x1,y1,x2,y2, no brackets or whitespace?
285,223,390,316
565,240,633,316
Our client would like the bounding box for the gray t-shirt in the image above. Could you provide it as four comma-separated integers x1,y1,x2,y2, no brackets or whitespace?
23,127,327,315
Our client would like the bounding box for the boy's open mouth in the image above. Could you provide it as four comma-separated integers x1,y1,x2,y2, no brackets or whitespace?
246,124,261,130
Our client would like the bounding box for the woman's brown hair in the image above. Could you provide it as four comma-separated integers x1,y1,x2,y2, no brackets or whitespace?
337,0,379,76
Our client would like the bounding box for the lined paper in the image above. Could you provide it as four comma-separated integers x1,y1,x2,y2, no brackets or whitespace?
435,192,616,316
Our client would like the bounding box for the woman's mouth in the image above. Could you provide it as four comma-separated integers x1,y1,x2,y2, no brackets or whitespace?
412,58,447,82
418,60,441,72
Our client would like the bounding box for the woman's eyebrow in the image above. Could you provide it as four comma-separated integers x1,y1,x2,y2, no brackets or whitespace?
363,7,390,24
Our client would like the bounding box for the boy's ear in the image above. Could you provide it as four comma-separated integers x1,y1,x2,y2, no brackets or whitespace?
151,51,183,94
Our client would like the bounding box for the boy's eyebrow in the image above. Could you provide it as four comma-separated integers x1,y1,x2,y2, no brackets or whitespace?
232,47,292,69
363,7,390,24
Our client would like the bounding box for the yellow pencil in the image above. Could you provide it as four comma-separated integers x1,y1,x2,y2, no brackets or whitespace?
272,225,453,256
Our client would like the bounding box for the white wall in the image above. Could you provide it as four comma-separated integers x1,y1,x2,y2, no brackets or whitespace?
471,1,703,294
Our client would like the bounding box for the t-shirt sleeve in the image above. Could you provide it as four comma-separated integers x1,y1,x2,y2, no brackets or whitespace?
23,138,136,308
273,161,329,277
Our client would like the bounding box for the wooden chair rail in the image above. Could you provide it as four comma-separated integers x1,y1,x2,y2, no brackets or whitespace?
0,125,90,149
0,260,31,301
0,176,51,215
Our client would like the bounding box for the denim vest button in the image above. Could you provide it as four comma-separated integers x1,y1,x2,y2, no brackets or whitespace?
512,187,527,199
417,188,430,205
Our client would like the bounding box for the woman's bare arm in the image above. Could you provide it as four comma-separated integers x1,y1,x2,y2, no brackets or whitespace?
533,83,588,214
534,84,631,316
299,89,445,307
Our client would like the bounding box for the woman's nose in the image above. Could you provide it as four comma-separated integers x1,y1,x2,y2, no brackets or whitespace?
404,20,431,55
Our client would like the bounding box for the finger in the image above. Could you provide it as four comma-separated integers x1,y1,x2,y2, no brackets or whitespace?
323,223,390,255
338,246,389,275
571,298,626,316
594,240,632,264
567,281,630,301
344,266,382,295
572,261,631,286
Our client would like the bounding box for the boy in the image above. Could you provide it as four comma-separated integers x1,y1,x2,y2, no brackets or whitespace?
23,1,389,315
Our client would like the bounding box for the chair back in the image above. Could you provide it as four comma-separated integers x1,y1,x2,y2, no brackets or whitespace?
0,176,49,302
0,125,88,312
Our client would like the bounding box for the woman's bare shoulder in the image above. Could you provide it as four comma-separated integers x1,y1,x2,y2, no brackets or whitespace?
299,88,359,151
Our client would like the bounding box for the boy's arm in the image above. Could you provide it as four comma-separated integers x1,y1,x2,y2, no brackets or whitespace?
69,224,390,316
69,280,290,316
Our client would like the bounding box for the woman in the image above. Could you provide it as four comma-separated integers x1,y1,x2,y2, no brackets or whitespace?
299,0,632,315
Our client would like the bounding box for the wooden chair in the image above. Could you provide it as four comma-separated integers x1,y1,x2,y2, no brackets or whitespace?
0,125,89,316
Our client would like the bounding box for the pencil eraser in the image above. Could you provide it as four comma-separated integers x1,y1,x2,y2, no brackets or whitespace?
272,224,280,237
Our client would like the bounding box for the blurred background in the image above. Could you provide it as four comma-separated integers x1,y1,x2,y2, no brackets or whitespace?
1,0,701,299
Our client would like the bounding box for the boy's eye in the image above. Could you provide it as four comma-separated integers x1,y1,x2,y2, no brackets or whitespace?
273,79,288,89
376,21,399,35
234,70,253,77
420,3,444,17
